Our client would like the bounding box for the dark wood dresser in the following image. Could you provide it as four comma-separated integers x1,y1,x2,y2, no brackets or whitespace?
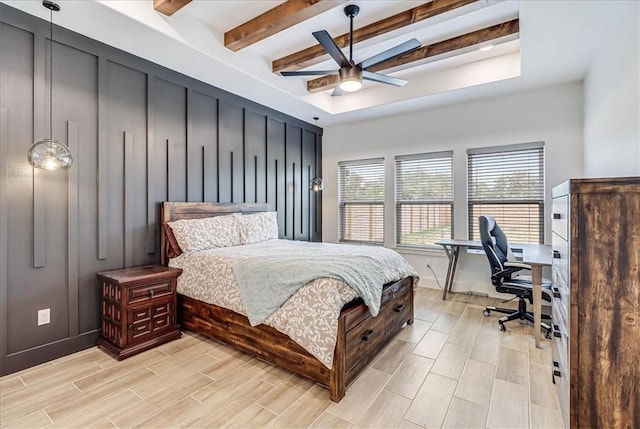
98,265,182,360
551,177,639,429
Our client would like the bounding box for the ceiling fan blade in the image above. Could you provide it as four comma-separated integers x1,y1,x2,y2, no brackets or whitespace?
358,38,421,70
280,70,339,76
362,71,408,87
312,30,351,68
331,86,344,97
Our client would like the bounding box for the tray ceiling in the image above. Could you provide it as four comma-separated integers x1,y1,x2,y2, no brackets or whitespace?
2,0,607,125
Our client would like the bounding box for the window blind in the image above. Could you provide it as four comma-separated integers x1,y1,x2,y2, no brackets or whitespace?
395,151,453,247
338,158,385,244
467,142,545,244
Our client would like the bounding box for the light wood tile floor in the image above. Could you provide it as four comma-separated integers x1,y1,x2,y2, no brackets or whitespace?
0,288,564,429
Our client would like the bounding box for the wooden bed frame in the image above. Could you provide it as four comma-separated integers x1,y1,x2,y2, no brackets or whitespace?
161,202,414,402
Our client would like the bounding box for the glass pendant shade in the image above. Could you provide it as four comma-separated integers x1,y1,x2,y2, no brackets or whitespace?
28,139,73,170
310,177,324,192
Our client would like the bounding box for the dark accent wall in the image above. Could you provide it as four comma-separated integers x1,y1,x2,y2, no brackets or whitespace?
0,4,323,376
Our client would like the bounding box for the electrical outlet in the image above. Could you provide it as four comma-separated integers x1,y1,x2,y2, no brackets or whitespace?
37,308,50,326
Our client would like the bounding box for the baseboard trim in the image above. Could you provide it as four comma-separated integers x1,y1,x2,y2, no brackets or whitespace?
1,330,100,376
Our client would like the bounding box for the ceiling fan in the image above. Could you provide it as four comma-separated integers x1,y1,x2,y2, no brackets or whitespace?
280,4,421,96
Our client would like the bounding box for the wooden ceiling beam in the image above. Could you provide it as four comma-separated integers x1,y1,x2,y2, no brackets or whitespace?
153,0,192,16
225,0,347,52
272,0,478,73
306,19,520,93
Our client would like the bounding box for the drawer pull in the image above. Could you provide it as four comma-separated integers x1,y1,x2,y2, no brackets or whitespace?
552,324,562,338
394,304,406,313
553,213,562,220
552,360,559,368
149,289,154,299
362,330,376,341
170,302,175,310
553,250,561,259
553,369,562,378
552,287,561,299
172,316,176,324
127,323,133,329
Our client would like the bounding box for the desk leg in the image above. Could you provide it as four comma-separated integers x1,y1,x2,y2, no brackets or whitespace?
532,265,542,348
441,246,460,300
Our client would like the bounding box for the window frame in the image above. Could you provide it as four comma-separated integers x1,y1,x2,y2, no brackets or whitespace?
394,151,454,249
338,157,385,245
467,142,545,245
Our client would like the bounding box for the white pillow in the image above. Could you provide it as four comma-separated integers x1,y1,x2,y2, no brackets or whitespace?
168,214,241,252
239,211,279,244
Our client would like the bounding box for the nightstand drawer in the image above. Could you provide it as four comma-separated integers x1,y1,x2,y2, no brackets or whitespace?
128,281,173,305
128,303,174,344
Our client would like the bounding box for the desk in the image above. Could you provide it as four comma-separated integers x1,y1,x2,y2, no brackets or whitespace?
435,239,552,348
434,239,480,300
519,244,552,348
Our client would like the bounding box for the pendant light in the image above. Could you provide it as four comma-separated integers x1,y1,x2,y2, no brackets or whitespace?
27,0,73,171
309,177,324,192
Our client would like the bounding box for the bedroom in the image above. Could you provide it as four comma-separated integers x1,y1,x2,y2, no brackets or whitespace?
0,0,638,428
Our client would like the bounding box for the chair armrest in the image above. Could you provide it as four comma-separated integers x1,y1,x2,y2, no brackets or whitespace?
504,262,532,270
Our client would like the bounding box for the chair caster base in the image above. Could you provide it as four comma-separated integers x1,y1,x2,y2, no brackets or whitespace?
483,309,491,317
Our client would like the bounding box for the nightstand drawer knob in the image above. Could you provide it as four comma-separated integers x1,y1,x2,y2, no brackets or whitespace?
149,289,154,299
394,304,405,313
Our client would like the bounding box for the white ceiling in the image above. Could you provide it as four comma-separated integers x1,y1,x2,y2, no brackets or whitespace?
2,0,608,126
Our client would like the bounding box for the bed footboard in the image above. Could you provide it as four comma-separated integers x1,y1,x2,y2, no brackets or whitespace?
179,276,414,402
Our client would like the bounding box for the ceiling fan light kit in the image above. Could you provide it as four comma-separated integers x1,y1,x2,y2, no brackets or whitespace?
338,66,362,92
280,4,420,96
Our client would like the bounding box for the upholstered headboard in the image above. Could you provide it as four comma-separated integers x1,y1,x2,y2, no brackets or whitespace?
160,202,269,265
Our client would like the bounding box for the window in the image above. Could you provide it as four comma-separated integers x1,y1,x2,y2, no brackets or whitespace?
467,142,544,244
338,158,385,244
395,151,453,247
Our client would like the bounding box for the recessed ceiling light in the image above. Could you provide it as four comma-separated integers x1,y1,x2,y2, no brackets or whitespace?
479,45,494,52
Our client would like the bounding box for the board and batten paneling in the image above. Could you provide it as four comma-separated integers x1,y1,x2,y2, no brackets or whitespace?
0,4,322,376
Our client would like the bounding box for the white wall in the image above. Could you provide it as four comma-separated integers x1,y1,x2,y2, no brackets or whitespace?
322,83,584,297
584,1,640,176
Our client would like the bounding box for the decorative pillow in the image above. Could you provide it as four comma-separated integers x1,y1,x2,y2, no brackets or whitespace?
163,223,183,259
168,214,241,252
239,211,279,244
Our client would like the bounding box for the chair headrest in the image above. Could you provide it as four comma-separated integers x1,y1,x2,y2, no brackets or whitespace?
480,215,496,232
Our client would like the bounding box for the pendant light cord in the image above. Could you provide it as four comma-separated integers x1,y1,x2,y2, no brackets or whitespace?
49,5,53,141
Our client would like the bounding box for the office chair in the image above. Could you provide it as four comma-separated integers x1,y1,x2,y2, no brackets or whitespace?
478,215,552,337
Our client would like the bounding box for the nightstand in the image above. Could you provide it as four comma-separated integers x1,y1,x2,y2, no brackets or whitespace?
97,265,182,360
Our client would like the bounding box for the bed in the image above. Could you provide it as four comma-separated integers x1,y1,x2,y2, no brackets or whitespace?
160,201,416,402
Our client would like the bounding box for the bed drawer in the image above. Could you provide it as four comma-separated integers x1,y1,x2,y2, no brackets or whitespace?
345,312,387,373
384,286,412,337
342,277,413,332
381,277,412,305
